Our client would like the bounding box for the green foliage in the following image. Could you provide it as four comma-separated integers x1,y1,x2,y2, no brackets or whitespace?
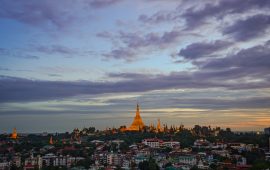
250,160,270,170
138,157,159,170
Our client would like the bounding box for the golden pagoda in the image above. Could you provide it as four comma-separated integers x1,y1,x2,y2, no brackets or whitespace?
49,136,54,145
156,118,164,132
11,128,18,139
127,104,145,131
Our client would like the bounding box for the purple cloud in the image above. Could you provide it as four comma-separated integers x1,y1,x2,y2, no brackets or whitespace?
202,41,270,70
222,14,270,41
0,0,122,29
102,30,182,61
35,45,77,56
0,48,39,60
0,0,76,29
178,40,231,60
139,0,270,29
183,0,270,28
1,52,270,103
88,0,123,8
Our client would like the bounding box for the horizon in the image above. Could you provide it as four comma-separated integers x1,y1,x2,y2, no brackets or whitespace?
1,0,270,133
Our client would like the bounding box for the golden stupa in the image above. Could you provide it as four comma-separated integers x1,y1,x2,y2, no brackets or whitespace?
156,118,164,132
11,128,18,139
127,104,145,131
49,136,54,145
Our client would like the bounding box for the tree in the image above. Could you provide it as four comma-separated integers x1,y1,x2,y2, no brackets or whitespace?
138,157,159,170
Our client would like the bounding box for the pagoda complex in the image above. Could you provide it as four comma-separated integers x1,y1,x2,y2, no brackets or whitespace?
127,104,145,131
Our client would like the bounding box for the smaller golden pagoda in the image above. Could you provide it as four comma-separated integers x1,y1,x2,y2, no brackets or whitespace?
156,118,164,132
49,136,54,145
11,128,18,139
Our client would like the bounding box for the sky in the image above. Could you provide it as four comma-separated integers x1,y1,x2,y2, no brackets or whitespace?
0,0,270,133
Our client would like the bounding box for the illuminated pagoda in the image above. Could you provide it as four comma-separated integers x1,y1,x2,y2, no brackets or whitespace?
11,128,18,139
156,118,164,132
127,104,145,131
49,136,54,145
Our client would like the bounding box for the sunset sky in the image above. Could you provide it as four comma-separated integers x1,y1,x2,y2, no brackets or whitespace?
1,0,270,133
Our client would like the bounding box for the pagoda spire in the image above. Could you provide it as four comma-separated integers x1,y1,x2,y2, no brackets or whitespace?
49,136,54,145
127,103,145,131
11,128,18,139
136,103,140,117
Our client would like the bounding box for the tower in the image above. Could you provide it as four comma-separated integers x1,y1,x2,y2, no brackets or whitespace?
127,104,145,131
49,136,54,145
156,119,163,132
11,128,18,139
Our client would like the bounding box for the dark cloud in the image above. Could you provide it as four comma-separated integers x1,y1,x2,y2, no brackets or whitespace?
107,72,155,79
171,97,270,109
222,14,270,41
202,41,270,70
35,45,77,56
0,0,122,29
117,30,182,49
138,11,180,24
0,48,40,60
48,74,62,77
1,42,270,102
103,30,182,61
0,67,10,71
0,0,76,29
103,48,136,62
178,40,231,60
139,0,270,29
183,0,270,28
88,0,123,8
1,55,270,102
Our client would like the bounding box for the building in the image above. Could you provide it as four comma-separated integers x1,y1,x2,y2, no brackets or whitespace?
0,162,10,170
42,153,85,168
193,139,211,148
142,138,180,148
177,155,197,166
163,141,180,148
107,153,122,166
264,127,270,135
24,155,42,170
142,138,163,148
126,104,145,131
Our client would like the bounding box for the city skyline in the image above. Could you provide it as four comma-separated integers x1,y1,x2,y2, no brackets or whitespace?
1,0,270,133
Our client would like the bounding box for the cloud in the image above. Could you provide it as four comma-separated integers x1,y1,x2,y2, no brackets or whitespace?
0,48,40,60
88,0,123,8
0,0,76,29
34,45,78,56
222,14,270,41
178,40,231,60
1,58,270,103
103,48,136,62
0,0,122,29
182,0,270,28
0,67,10,71
202,41,270,70
1,41,270,102
48,74,62,77
138,11,180,24
138,0,270,29
102,30,182,61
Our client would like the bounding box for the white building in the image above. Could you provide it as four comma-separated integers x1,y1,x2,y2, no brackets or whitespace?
0,161,10,170
24,155,42,170
142,138,180,148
